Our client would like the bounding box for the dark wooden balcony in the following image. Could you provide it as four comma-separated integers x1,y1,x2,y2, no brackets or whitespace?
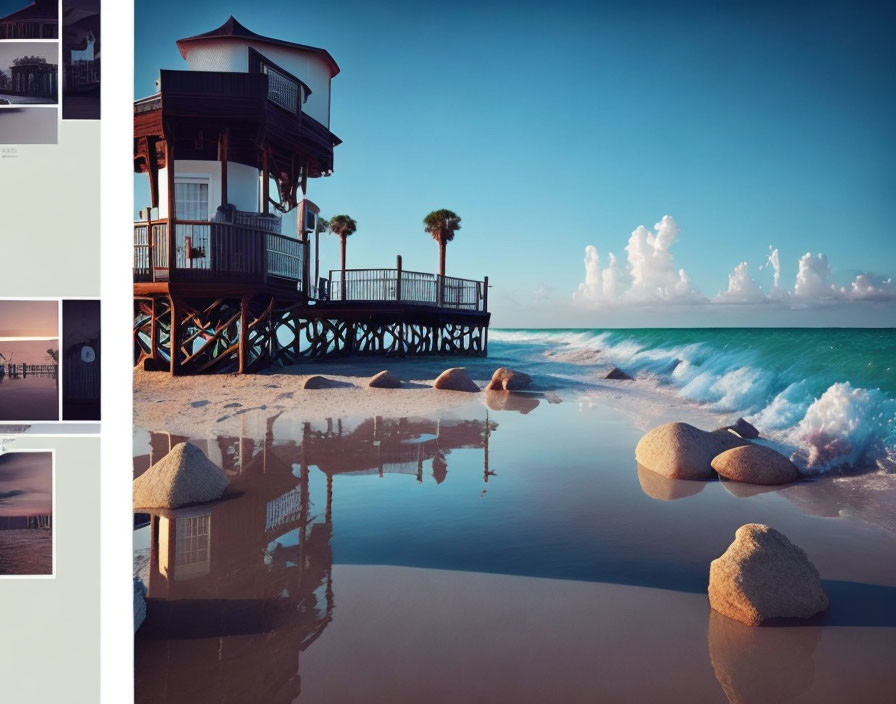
133,69,340,176
133,219,305,290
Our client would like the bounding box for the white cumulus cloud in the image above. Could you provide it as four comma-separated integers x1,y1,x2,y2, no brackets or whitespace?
715,261,766,303
573,215,704,307
574,219,895,309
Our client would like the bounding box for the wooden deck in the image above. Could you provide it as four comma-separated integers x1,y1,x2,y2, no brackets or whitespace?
133,226,490,373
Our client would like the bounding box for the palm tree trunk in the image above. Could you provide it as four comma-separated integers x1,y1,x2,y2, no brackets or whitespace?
340,234,347,301
438,236,446,307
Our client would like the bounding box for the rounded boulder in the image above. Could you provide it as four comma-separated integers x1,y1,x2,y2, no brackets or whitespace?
368,370,402,388
711,444,799,485
486,367,532,391
708,523,828,626
433,368,480,392
634,422,748,480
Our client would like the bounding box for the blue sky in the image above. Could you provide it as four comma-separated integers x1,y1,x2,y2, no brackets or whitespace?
135,0,896,326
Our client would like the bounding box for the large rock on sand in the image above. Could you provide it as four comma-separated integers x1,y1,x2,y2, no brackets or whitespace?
433,368,479,392
708,523,828,626
303,375,336,389
712,445,799,485
486,367,532,391
133,442,228,509
635,422,749,480
368,370,401,388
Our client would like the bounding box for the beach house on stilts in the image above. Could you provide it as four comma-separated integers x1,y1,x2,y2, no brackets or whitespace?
133,17,490,374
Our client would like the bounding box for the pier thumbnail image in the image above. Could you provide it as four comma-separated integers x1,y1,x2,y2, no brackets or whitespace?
0,41,57,105
0,300,59,421
62,299,100,421
0,0,57,40
0,450,52,576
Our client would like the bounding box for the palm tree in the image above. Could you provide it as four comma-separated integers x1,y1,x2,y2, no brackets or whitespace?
328,215,357,300
314,216,329,294
423,209,461,279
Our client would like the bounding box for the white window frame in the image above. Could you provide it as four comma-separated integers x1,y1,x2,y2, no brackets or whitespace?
174,174,213,222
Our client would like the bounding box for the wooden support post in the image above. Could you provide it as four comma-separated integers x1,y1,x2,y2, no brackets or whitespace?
218,128,229,208
149,296,157,361
169,296,181,376
483,276,489,355
396,255,402,301
238,295,249,374
165,140,176,279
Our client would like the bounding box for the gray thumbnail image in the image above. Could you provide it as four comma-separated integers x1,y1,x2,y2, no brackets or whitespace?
0,41,58,105
0,106,56,144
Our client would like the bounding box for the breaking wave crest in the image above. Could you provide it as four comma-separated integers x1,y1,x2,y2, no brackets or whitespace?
491,328,896,474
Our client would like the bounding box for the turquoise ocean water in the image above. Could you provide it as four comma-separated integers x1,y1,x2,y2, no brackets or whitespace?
491,328,896,473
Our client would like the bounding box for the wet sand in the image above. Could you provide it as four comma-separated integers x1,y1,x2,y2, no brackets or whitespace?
302,566,896,704
133,356,727,438
137,564,896,704
0,529,52,575
134,359,896,701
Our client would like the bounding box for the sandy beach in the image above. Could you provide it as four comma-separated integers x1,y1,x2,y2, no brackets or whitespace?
135,564,896,704
133,354,732,437
134,347,896,703
0,529,52,575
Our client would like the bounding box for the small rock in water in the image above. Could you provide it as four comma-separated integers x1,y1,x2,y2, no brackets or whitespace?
133,441,229,509
715,417,760,439
486,367,532,391
368,370,402,388
712,444,799,485
303,375,335,389
635,422,749,480
708,523,829,626
604,366,634,381
433,367,479,392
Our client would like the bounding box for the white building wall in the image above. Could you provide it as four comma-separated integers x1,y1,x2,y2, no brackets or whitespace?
182,39,332,127
157,160,261,222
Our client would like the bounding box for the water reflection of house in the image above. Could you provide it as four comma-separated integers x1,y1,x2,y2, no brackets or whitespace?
134,414,497,703
0,0,58,39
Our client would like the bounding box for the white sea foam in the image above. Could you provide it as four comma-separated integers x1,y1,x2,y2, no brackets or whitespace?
785,383,896,474
490,329,896,474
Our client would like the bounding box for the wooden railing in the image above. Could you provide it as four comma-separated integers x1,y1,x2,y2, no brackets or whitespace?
328,267,487,312
133,219,305,288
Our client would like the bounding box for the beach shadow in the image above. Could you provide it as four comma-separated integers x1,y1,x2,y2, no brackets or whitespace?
637,463,707,501
817,580,896,627
708,609,821,704
303,378,354,390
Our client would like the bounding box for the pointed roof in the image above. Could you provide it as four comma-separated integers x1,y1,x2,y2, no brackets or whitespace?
176,16,340,77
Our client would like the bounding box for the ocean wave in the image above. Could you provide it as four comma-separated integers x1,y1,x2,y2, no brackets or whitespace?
490,328,896,474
